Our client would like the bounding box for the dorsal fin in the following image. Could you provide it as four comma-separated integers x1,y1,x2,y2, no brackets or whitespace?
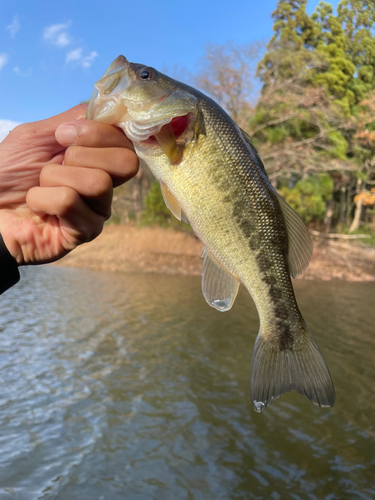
240,127,312,278
276,192,313,278
240,128,268,178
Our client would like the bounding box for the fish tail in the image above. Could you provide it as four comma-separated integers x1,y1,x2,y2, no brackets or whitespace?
250,322,335,412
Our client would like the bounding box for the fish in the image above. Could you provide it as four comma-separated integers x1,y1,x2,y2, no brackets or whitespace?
87,55,335,412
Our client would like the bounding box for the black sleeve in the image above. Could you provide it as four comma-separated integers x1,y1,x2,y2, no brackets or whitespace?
0,234,20,294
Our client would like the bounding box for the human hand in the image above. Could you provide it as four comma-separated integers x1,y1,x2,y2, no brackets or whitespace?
0,104,138,266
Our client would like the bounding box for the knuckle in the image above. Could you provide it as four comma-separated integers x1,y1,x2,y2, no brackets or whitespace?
64,146,83,166
104,207,112,221
58,187,79,214
88,169,113,197
96,169,113,193
86,217,105,242
39,164,54,185
26,186,39,207
117,149,139,177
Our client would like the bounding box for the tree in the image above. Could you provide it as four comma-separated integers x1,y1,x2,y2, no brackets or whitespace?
195,42,264,128
258,0,321,83
347,90,375,231
251,47,354,182
250,0,375,232
279,173,334,224
338,0,375,107
312,2,356,114
270,0,320,48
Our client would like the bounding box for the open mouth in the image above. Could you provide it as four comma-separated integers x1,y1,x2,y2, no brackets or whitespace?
139,114,190,165
147,114,190,143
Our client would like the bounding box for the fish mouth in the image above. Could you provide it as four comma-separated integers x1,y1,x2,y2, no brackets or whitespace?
86,55,131,123
143,114,190,144
140,113,192,165
87,55,198,163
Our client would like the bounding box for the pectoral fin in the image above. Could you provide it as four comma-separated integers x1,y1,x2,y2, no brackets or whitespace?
155,123,183,165
160,182,189,223
277,193,313,278
201,248,240,312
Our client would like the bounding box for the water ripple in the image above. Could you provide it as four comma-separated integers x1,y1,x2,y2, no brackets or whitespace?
0,267,374,499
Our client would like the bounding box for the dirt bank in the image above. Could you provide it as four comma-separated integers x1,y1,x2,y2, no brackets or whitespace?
55,225,375,281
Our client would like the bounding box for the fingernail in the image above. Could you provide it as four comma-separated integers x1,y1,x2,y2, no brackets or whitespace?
55,122,78,145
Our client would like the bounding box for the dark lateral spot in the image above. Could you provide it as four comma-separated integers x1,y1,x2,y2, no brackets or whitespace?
232,201,243,219
278,323,294,350
270,285,283,301
275,302,290,321
263,275,277,286
257,252,273,273
238,219,255,240
248,239,259,252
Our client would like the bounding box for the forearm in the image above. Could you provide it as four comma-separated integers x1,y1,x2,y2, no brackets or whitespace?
0,234,20,294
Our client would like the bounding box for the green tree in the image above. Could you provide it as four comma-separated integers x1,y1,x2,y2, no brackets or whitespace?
189,0,375,234
338,0,375,107
312,2,356,114
258,0,321,83
270,0,319,50
279,173,334,224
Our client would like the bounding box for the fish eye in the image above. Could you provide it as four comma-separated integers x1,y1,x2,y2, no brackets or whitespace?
139,68,154,80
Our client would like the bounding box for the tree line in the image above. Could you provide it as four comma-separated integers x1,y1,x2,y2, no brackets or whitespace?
113,0,375,239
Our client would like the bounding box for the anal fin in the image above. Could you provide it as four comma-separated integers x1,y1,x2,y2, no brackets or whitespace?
201,248,240,312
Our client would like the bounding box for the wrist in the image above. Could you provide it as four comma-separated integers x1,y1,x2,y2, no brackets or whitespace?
0,233,20,294
0,224,24,265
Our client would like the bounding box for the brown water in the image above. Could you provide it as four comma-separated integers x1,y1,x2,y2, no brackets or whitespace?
0,266,374,500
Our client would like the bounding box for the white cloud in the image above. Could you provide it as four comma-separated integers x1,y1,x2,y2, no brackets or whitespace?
7,15,20,37
43,22,71,48
0,120,21,143
43,22,97,70
66,48,82,63
82,51,98,68
66,48,98,68
0,53,9,71
13,66,32,77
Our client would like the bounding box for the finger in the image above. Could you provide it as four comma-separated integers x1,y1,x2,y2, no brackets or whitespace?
40,164,113,219
63,146,139,186
26,186,105,244
55,119,134,150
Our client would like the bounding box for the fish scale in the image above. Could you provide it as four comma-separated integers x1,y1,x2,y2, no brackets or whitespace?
87,55,335,412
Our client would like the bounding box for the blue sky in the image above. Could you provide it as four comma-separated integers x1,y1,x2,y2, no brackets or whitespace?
0,0,340,140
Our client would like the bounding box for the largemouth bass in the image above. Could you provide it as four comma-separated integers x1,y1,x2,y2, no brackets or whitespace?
87,55,335,412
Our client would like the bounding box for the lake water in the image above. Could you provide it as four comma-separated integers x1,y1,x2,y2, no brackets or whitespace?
0,266,374,500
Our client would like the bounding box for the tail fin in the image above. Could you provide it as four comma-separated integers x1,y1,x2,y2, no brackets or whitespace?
250,324,335,412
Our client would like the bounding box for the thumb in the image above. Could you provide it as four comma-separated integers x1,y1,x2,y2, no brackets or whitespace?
26,103,89,138
1,103,89,154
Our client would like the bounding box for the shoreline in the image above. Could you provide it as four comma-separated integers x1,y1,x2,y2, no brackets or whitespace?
55,225,375,282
